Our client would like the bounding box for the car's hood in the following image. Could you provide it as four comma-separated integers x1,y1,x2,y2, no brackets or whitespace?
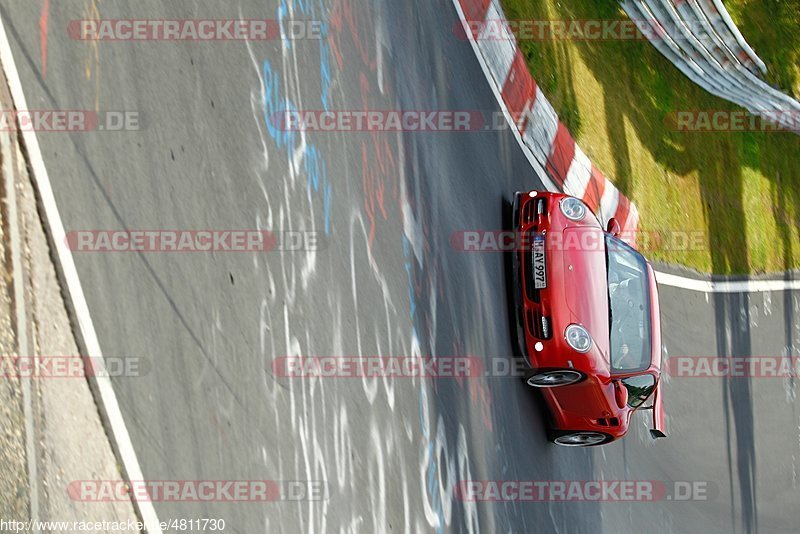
558,227,611,357
540,220,619,421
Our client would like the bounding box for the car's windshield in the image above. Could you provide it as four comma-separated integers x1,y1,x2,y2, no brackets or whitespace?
606,235,652,373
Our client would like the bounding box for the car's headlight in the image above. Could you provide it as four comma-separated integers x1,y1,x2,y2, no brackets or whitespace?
565,324,592,353
560,197,587,221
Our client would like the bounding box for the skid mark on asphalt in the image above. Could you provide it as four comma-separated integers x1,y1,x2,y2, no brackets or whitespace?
38,0,49,78
78,0,102,111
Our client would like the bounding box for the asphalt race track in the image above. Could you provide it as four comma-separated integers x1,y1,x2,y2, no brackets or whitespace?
2,1,798,532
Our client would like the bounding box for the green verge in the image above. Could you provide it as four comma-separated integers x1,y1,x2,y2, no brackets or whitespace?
499,0,800,275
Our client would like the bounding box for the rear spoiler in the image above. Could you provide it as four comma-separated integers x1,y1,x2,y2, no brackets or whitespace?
642,382,666,439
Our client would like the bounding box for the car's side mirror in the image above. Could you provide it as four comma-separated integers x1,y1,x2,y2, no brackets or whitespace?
613,380,628,408
606,218,621,237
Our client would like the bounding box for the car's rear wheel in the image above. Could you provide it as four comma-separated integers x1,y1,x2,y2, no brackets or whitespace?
525,369,584,388
552,431,611,447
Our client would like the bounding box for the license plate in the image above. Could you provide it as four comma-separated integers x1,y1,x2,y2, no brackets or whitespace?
532,235,547,289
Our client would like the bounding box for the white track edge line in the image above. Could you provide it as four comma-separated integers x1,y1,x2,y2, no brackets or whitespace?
0,15,163,534
655,270,800,293
450,0,800,295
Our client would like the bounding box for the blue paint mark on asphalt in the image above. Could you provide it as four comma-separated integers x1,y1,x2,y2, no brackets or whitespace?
262,0,333,234
403,236,417,318
427,445,436,490
319,24,332,111
262,57,331,235
419,384,429,439
417,310,446,531
262,60,298,152
304,144,332,234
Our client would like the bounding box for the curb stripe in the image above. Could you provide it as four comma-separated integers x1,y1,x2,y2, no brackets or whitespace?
455,0,639,238
562,145,592,199
582,164,606,213
600,184,620,224
452,0,799,294
545,122,575,188
501,50,536,130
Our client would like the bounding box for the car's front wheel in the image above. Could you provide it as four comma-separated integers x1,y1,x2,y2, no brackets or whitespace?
552,431,611,447
525,369,584,388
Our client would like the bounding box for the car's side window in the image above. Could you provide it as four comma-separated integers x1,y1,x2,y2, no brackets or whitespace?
621,374,656,408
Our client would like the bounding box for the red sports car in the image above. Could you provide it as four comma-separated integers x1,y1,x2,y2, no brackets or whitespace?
511,190,665,447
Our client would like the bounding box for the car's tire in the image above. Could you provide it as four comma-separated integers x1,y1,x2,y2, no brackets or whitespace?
525,369,585,388
551,431,612,447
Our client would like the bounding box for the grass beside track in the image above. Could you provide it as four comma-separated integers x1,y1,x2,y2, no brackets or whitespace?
499,0,800,275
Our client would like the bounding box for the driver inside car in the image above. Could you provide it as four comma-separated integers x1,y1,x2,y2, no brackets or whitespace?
609,277,642,370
